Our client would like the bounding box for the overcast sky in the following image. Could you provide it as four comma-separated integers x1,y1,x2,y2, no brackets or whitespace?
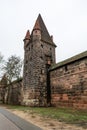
0,0,87,62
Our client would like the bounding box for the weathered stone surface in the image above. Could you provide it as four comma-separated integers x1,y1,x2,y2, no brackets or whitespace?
0,78,22,105
22,14,56,106
50,57,87,109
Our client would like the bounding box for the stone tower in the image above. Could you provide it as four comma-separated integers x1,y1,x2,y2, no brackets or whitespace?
22,14,56,106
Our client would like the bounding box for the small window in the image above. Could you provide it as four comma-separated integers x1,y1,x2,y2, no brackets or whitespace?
25,60,28,64
40,56,43,60
65,65,68,71
41,44,43,48
41,69,44,74
31,45,33,48
85,62,87,66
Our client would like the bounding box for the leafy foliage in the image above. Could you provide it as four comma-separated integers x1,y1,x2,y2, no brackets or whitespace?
4,55,22,83
0,52,4,78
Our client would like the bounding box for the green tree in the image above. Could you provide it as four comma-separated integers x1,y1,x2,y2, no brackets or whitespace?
0,52,4,78
4,55,22,83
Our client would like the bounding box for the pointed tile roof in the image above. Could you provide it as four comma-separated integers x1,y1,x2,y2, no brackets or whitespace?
24,30,30,40
33,18,41,30
32,14,56,46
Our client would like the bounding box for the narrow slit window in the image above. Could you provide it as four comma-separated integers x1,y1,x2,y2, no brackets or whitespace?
65,65,68,71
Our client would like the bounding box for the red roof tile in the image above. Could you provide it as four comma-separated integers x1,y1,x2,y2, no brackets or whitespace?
33,19,41,30
31,14,56,46
24,30,30,40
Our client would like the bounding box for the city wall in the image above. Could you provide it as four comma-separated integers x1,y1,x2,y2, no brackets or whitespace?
50,52,87,109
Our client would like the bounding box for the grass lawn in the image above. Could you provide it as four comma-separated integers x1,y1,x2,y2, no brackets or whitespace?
4,105,87,124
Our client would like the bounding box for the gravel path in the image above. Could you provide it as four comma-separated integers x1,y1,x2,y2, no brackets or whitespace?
0,107,42,130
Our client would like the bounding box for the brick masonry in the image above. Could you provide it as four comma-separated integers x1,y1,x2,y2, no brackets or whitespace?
22,22,56,106
50,57,87,109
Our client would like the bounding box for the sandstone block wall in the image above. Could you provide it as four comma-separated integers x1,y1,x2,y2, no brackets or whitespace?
10,80,22,105
50,57,87,109
4,79,22,105
23,38,55,106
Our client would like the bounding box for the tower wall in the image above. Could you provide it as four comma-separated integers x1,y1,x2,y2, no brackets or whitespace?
23,37,56,106
22,14,56,106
